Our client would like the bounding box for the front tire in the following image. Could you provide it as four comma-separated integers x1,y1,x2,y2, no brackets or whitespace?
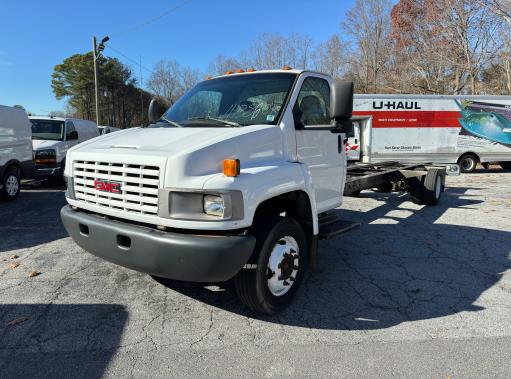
234,217,308,314
0,168,21,201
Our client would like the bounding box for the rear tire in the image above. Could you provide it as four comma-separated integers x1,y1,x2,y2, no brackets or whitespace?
408,169,443,206
458,154,478,173
422,169,443,205
234,217,308,314
0,168,21,201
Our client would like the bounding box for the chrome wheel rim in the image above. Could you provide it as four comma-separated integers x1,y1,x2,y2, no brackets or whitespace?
6,175,19,197
267,236,299,297
462,158,474,171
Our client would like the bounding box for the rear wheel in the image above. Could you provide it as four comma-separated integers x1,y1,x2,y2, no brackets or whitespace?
234,217,308,314
0,168,21,201
458,154,478,173
408,169,443,206
422,169,443,205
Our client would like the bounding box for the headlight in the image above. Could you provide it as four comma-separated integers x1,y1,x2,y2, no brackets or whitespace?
203,195,226,218
157,189,244,221
34,149,57,164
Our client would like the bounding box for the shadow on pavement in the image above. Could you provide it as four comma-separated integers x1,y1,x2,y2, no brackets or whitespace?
0,184,67,252
156,186,511,330
0,304,127,378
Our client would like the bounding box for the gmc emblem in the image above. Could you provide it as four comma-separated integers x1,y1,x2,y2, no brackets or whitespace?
94,180,122,194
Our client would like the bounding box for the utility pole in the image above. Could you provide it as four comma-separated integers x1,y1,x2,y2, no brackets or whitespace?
92,35,109,126
92,37,100,126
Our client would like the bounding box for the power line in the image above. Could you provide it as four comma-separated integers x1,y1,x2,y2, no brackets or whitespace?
110,0,192,38
105,45,155,75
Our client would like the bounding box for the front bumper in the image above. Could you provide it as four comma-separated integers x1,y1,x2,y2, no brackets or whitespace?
60,205,256,282
34,165,60,177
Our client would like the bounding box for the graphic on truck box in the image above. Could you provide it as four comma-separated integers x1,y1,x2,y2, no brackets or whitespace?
457,100,511,146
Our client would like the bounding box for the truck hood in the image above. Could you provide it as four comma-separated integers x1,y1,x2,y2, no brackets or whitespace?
68,125,287,188
32,139,60,151
76,126,244,153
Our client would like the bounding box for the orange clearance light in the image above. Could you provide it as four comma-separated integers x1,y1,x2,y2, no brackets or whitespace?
247,68,256,72
282,65,292,70
236,69,245,73
225,70,234,75
223,158,240,177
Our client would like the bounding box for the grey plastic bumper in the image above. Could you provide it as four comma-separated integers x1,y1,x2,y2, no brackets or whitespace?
60,205,256,282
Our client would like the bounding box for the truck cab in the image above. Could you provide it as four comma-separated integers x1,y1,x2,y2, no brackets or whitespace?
60,69,355,313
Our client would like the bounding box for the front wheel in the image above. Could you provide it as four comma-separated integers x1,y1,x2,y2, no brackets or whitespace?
234,217,308,314
0,168,21,201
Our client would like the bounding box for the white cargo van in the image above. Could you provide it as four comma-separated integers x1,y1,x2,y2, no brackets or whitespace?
0,105,34,200
350,95,511,172
30,116,99,179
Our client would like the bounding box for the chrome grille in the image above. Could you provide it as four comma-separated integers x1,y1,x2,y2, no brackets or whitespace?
73,160,160,215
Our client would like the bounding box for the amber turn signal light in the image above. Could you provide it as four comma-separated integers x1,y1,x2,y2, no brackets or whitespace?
223,159,240,177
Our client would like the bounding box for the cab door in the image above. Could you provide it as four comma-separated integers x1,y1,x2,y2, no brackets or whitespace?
293,75,344,212
346,121,361,161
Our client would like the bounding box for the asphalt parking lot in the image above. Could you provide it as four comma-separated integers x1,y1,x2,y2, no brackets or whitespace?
1,170,511,378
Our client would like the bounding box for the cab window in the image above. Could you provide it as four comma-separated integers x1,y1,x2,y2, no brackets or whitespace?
294,77,331,127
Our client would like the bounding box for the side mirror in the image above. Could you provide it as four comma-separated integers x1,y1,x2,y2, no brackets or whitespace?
68,130,78,140
330,80,354,133
148,98,164,124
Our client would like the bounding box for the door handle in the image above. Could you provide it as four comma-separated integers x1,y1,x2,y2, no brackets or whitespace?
354,139,358,144
338,135,343,153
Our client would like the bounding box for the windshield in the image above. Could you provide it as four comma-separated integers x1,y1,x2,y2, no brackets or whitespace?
31,119,65,141
159,73,297,128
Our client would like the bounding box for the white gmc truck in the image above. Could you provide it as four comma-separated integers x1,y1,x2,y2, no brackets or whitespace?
61,69,447,314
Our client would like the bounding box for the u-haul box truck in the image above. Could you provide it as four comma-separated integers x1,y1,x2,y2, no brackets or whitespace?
350,95,511,172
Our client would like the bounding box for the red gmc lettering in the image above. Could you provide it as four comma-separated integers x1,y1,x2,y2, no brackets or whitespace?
94,180,121,193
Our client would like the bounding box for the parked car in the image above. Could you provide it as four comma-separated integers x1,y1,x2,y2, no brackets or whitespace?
98,125,121,135
0,105,34,200
30,116,99,180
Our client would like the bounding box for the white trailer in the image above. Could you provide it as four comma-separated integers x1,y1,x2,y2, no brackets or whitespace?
348,95,511,172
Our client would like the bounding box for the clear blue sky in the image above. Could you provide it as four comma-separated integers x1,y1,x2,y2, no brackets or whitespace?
0,0,355,114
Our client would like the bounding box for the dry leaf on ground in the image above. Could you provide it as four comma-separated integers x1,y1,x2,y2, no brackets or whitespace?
9,255,18,260
28,271,40,278
9,263,20,269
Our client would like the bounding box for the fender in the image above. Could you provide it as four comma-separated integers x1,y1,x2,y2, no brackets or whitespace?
203,161,319,234
0,159,21,178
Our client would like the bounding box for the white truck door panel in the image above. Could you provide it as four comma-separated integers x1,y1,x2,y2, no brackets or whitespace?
293,75,343,212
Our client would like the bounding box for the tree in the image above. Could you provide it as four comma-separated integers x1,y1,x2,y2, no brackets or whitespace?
342,0,393,93
312,34,346,78
147,60,200,106
208,55,243,76
52,52,152,128
243,33,314,70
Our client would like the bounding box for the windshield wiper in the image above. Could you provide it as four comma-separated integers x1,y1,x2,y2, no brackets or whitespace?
158,115,183,128
188,116,241,127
